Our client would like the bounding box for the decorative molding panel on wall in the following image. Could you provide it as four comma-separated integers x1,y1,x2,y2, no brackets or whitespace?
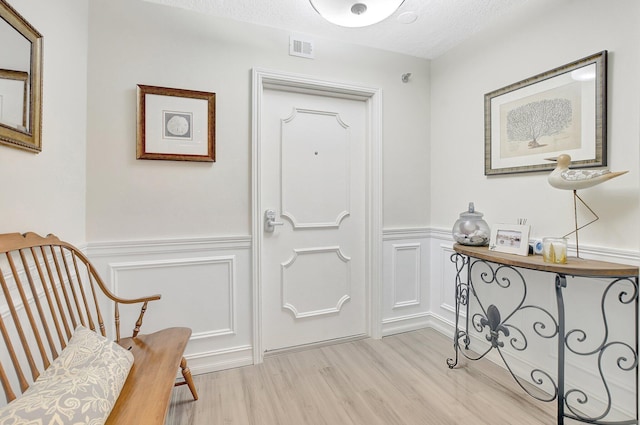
391,243,421,309
439,244,457,315
87,235,252,375
381,229,431,336
109,256,237,338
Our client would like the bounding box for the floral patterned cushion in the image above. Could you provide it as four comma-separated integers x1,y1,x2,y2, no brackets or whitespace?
0,325,133,425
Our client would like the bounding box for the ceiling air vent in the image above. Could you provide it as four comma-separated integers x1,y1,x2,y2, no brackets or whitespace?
289,35,314,59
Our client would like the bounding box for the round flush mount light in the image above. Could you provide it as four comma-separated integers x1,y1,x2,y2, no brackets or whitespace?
309,0,406,27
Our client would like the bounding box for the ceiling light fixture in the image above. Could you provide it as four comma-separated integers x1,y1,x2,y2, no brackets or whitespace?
309,0,405,28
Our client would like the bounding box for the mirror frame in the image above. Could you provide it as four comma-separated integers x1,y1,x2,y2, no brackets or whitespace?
0,0,42,153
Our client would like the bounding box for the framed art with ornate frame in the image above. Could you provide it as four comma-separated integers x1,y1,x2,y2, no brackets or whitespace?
484,51,607,175
137,84,216,162
0,0,43,153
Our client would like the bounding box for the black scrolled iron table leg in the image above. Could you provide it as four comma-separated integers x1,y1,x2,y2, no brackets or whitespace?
555,274,567,425
447,252,469,369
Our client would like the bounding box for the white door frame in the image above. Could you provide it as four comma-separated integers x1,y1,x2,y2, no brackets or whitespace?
251,67,382,364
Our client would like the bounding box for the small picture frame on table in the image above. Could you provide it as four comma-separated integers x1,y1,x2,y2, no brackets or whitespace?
489,224,531,256
137,84,216,162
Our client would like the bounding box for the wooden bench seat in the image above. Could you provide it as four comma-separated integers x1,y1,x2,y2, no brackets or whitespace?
108,327,197,424
0,232,198,424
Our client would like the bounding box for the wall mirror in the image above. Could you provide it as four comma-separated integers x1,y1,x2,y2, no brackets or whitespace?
0,0,42,152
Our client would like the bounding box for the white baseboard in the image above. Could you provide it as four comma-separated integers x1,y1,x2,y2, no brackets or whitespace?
186,345,254,375
382,312,431,336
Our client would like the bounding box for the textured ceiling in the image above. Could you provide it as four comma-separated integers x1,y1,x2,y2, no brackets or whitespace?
141,0,554,59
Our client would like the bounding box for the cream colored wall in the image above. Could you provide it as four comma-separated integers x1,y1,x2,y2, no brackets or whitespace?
430,0,640,252
0,0,88,243
85,0,431,241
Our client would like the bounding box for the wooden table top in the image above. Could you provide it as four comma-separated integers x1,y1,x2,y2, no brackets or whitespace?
453,244,639,278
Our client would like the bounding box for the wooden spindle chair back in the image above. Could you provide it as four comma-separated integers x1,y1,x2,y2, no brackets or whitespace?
0,232,156,404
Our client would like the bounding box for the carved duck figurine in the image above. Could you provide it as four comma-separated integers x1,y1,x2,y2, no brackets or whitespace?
548,154,628,190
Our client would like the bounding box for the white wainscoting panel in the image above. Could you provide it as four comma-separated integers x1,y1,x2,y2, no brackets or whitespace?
87,236,252,375
110,256,236,338
427,230,458,336
381,229,431,336
391,243,421,309
439,244,458,316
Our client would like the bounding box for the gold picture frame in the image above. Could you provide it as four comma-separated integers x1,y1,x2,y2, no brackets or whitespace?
137,84,216,162
0,0,43,153
484,51,607,175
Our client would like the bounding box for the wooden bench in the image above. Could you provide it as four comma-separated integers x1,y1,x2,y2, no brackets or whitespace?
0,232,198,424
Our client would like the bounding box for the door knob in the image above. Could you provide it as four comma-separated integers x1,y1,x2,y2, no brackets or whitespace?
264,209,284,233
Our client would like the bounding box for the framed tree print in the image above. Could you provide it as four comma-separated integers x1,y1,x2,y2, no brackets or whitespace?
484,51,606,175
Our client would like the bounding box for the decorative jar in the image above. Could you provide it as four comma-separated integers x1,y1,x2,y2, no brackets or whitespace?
452,202,490,246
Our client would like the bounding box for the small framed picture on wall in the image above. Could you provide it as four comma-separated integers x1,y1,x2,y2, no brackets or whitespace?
137,84,216,162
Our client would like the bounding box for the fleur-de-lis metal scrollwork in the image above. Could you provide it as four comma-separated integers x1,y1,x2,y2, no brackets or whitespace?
480,304,509,348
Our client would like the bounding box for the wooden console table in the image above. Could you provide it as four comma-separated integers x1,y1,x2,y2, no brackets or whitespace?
448,244,639,425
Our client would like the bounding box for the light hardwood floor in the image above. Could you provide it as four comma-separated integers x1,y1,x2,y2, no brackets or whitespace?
166,328,557,424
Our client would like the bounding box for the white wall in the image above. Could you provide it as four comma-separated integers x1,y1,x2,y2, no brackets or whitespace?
85,0,431,373
430,0,640,252
85,0,430,242
0,0,88,243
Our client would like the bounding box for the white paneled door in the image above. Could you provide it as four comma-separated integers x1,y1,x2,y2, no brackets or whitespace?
260,88,367,352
